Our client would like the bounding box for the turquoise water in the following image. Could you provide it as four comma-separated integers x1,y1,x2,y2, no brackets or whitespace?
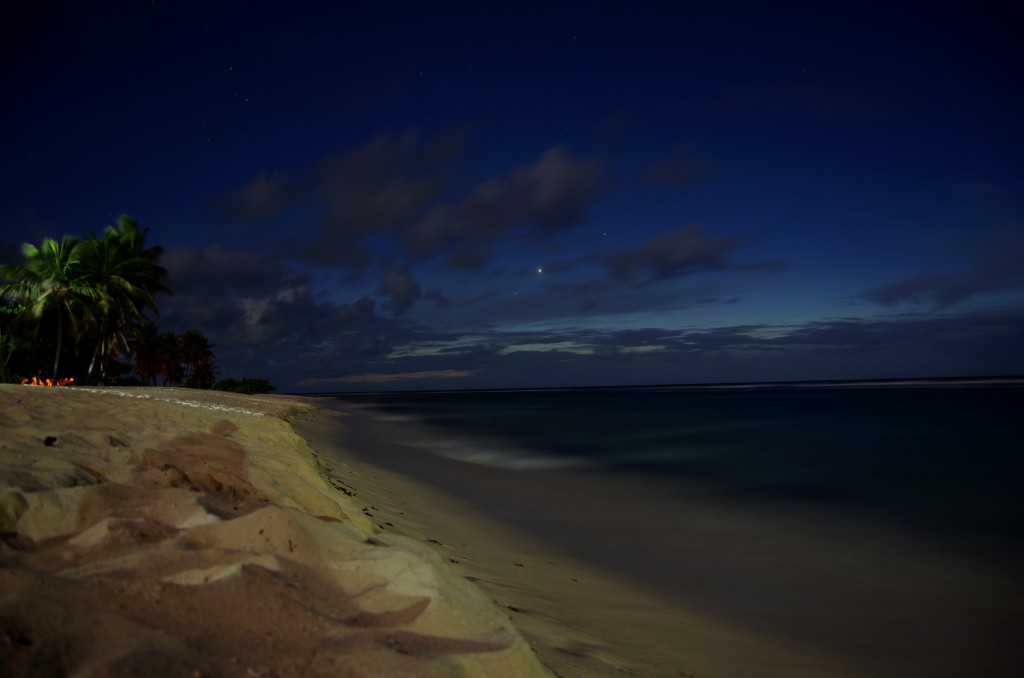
332,378,1024,538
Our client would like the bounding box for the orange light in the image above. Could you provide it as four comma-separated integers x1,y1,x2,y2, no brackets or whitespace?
21,375,75,387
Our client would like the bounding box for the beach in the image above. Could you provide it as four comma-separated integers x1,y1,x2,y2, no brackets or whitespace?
303,390,1024,678
3,384,1022,677
0,385,548,677
295,403,870,678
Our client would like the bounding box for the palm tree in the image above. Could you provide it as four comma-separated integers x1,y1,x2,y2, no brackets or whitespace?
131,320,160,384
153,331,182,386
179,329,215,387
0,236,98,379
0,300,29,382
77,216,169,383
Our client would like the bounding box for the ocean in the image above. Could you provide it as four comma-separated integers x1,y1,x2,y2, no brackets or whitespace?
329,377,1024,539
314,377,1024,676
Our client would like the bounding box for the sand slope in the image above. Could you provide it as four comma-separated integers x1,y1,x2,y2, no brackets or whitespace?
0,385,550,677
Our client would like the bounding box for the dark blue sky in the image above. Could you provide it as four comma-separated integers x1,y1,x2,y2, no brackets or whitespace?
2,2,1022,391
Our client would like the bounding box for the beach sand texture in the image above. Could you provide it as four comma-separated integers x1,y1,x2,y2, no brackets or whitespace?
0,385,550,677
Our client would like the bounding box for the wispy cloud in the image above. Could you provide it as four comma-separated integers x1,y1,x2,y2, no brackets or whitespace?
299,369,474,386
600,224,738,281
863,228,1024,309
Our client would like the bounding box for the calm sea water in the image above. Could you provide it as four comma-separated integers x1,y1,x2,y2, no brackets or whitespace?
332,378,1024,538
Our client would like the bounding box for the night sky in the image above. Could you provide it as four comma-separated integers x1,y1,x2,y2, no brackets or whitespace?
2,2,1022,392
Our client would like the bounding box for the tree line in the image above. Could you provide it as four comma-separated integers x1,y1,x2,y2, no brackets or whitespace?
0,216,274,393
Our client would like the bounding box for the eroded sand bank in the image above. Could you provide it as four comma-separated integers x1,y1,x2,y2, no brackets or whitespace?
0,385,550,677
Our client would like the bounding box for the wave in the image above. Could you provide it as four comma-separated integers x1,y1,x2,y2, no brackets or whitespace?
358,405,590,470
410,437,593,471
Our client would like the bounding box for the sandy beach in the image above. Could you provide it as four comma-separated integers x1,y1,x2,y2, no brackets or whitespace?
294,403,870,678
299,396,1024,678
2,385,859,678
0,385,549,677
4,385,1022,677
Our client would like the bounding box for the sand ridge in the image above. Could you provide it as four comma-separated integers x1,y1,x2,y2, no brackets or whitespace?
0,384,550,677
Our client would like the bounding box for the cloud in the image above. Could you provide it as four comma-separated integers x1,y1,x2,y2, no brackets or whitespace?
371,306,1024,389
603,327,684,347
166,263,1023,389
155,236,1024,394
377,266,422,314
410,147,607,269
211,131,455,272
213,173,293,222
600,224,742,281
159,245,405,383
675,310,1024,367
300,369,474,386
214,133,608,273
305,134,449,267
445,343,507,359
864,228,1024,309
162,245,301,297
423,289,450,307
865,271,995,309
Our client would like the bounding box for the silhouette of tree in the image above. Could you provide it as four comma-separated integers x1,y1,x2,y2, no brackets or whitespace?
180,329,215,388
0,236,98,378
77,216,169,382
153,331,182,386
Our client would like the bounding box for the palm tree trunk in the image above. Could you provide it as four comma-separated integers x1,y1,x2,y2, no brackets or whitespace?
88,333,102,380
53,314,63,380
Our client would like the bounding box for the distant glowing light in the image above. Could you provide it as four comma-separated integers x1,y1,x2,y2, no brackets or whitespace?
537,267,543,274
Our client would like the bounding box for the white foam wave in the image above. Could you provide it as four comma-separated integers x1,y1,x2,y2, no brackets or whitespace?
414,438,591,471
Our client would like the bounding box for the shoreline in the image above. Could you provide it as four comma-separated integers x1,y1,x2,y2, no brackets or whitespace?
295,401,864,678
301,397,1024,678
297,400,876,677
4,385,1021,677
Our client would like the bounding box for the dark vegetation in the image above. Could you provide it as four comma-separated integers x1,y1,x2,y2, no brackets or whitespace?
211,377,278,395
0,216,275,393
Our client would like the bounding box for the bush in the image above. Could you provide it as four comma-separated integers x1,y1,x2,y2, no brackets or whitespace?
212,377,277,395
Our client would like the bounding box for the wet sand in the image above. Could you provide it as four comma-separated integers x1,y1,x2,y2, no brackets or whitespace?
298,399,1024,678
